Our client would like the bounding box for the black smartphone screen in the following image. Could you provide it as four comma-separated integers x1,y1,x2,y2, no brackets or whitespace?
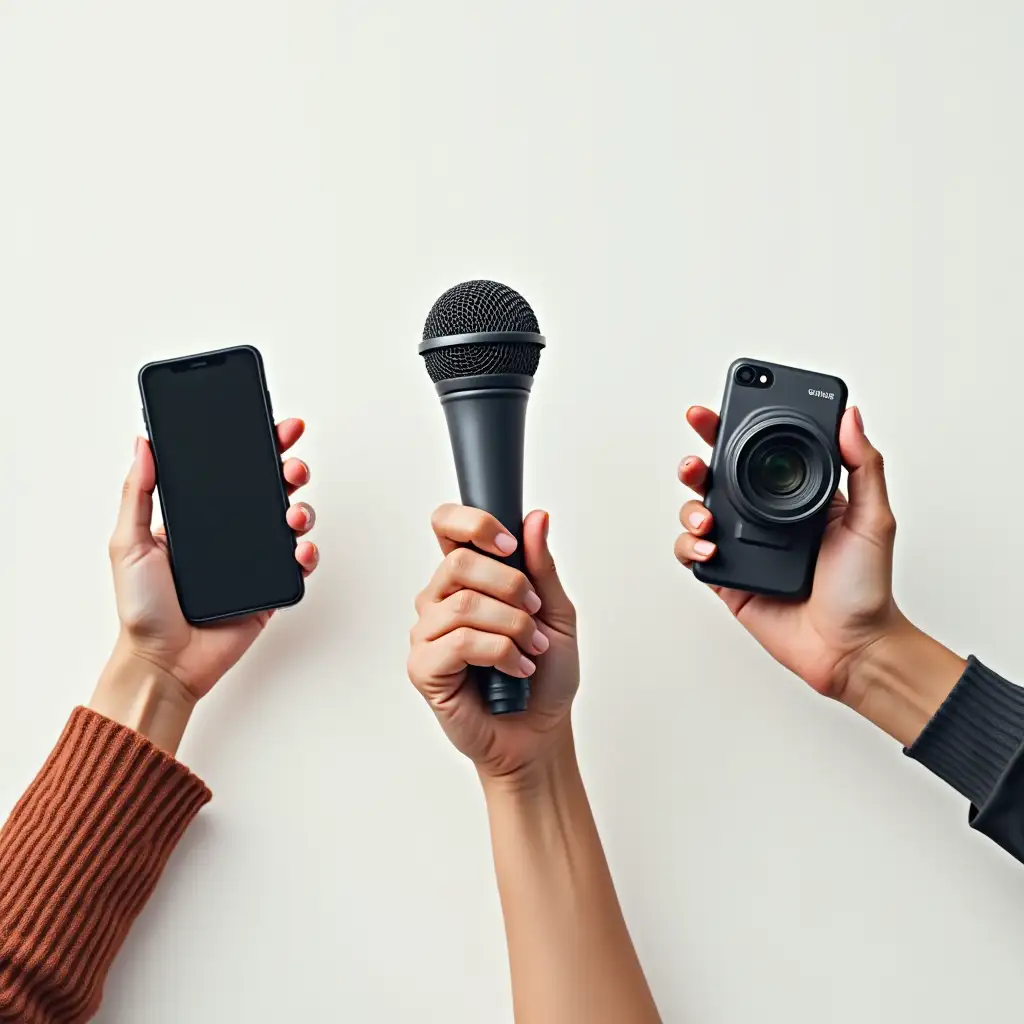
139,346,303,623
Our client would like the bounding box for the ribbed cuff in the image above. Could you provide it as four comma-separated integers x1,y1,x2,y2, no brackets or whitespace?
905,656,1024,809
0,706,211,1024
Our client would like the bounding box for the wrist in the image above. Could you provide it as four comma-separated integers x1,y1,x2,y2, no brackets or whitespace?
89,641,198,756
478,726,593,871
478,725,580,804
840,613,967,746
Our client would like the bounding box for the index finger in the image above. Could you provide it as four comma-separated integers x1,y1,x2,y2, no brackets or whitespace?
685,406,719,447
276,418,306,454
430,503,519,558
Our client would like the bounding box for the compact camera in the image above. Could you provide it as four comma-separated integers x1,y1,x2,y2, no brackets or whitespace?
693,359,847,599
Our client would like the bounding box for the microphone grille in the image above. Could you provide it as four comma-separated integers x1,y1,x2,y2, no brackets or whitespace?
423,341,541,383
422,280,540,340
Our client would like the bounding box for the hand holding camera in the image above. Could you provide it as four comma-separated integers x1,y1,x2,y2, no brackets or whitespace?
675,381,901,706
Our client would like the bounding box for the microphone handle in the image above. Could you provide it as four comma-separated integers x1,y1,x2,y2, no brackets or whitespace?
440,384,531,715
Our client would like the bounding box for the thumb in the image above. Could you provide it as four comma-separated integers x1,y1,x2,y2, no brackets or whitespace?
522,510,576,633
110,437,157,560
838,407,896,542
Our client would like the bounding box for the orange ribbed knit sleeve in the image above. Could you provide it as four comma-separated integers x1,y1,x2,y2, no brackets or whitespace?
0,707,211,1023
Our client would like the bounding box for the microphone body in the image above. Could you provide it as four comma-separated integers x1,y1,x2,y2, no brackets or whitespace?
438,377,531,570
420,283,546,716
433,368,534,713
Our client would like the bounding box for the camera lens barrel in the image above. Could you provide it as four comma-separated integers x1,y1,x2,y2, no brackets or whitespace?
723,409,838,525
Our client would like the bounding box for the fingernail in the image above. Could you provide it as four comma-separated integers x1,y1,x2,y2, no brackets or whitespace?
694,539,716,557
688,511,707,530
302,506,313,526
678,457,692,475
530,630,549,654
523,590,542,614
495,533,517,555
519,655,537,676
854,407,864,433
542,512,550,543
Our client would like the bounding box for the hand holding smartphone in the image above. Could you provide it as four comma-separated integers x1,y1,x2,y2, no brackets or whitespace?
91,348,318,752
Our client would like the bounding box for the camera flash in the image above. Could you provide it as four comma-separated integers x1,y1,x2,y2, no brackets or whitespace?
759,374,768,383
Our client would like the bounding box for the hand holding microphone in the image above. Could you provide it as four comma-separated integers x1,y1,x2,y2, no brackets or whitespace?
407,503,579,780
419,280,547,714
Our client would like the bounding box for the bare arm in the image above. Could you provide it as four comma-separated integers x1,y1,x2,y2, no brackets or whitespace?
407,504,660,1024
483,738,660,1024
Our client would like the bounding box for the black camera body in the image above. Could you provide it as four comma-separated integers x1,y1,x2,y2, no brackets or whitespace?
694,359,847,599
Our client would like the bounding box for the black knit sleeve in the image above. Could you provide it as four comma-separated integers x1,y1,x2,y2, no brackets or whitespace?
906,656,1024,861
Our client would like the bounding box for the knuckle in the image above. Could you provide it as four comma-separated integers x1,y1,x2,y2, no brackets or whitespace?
493,635,515,662
507,610,531,637
451,589,477,616
502,570,527,599
450,626,472,655
877,510,897,536
445,547,472,578
470,516,496,545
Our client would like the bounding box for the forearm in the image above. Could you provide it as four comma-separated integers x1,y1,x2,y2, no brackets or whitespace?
481,732,660,1024
841,613,966,748
0,659,208,1023
843,615,1024,862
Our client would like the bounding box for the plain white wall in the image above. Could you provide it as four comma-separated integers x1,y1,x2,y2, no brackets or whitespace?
2,1,1023,1020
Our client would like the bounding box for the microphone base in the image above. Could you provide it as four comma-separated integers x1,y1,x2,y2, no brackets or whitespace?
479,671,531,715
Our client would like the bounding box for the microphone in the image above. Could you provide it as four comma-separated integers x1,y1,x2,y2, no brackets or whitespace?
419,280,546,715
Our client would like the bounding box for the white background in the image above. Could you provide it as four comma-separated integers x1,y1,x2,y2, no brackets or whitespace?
2,2,1023,1021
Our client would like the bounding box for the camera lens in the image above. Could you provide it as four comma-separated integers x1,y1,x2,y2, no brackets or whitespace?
723,411,838,525
736,365,756,385
756,446,807,496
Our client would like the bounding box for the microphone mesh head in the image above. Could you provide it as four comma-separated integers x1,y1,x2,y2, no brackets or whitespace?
422,280,543,383
423,280,540,339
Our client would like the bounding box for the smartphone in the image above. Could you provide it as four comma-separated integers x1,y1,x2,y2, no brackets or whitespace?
138,346,304,623
693,358,847,599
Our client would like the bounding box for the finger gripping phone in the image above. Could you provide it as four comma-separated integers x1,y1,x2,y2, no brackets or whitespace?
138,345,303,624
693,359,847,599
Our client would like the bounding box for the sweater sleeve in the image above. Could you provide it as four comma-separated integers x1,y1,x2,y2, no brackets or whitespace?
905,656,1024,862
0,707,211,1023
